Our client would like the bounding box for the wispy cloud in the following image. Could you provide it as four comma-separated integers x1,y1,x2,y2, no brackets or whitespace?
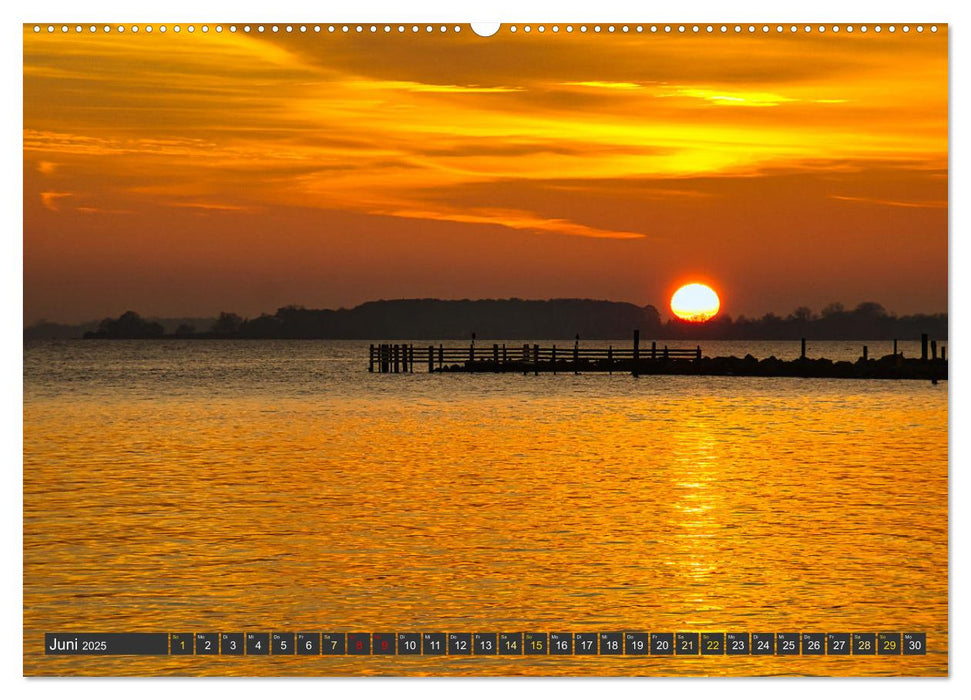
657,86,796,107
831,194,947,209
378,204,646,240
76,206,131,215
39,191,71,211
168,201,255,212
562,81,644,90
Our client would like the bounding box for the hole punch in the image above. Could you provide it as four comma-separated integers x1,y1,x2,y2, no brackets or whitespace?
470,23,500,38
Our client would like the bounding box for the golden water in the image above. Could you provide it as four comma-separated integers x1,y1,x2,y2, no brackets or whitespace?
23,340,948,676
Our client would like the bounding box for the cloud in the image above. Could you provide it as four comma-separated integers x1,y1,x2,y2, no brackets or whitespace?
562,81,644,90
657,86,796,107
39,191,71,211
167,201,255,212
377,204,646,240
23,28,947,243
76,206,131,215
831,194,947,209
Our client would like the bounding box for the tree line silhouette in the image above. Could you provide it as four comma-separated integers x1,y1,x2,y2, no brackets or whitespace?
66,298,946,341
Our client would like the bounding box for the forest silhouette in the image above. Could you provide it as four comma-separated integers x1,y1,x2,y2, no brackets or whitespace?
47,298,948,341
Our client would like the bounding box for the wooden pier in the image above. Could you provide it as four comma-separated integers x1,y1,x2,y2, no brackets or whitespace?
368,331,947,381
371,331,699,375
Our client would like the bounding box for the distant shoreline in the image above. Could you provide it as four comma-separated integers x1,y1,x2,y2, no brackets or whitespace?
23,298,947,342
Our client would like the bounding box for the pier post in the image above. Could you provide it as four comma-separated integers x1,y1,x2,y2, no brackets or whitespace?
381,344,389,373
651,341,657,361
502,344,507,364
533,344,539,376
428,346,434,373
801,338,806,359
893,339,898,356
574,334,580,375
493,344,500,372
922,333,929,360
608,345,613,375
663,345,669,360
392,344,398,373
863,345,868,361
633,329,640,377
552,345,557,375
369,344,374,372
439,344,443,371
942,346,947,362
931,340,937,360
696,345,701,363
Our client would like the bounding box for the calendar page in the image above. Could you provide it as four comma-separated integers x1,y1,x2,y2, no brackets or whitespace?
22,21,948,677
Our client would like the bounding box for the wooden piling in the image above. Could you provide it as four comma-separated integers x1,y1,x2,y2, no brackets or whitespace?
439,344,443,371
574,335,580,375
393,344,399,373
608,345,613,375
893,338,898,356
801,338,806,359
651,341,657,361
942,346,947,362
533,344,539,376
633,329,640,377
696,345,702,363
369,344,375,372
428,345,434,373
922,333,929,360
863,345,868,361
931,340,937,360
493,343,500,372
552,345,557,375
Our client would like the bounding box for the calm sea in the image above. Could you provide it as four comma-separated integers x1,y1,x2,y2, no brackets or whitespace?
23,339,948,676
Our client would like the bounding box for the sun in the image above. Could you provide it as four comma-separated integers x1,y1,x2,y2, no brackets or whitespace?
671,283,720,322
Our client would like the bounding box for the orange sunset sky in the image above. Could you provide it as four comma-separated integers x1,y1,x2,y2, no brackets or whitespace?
23,26,948,324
